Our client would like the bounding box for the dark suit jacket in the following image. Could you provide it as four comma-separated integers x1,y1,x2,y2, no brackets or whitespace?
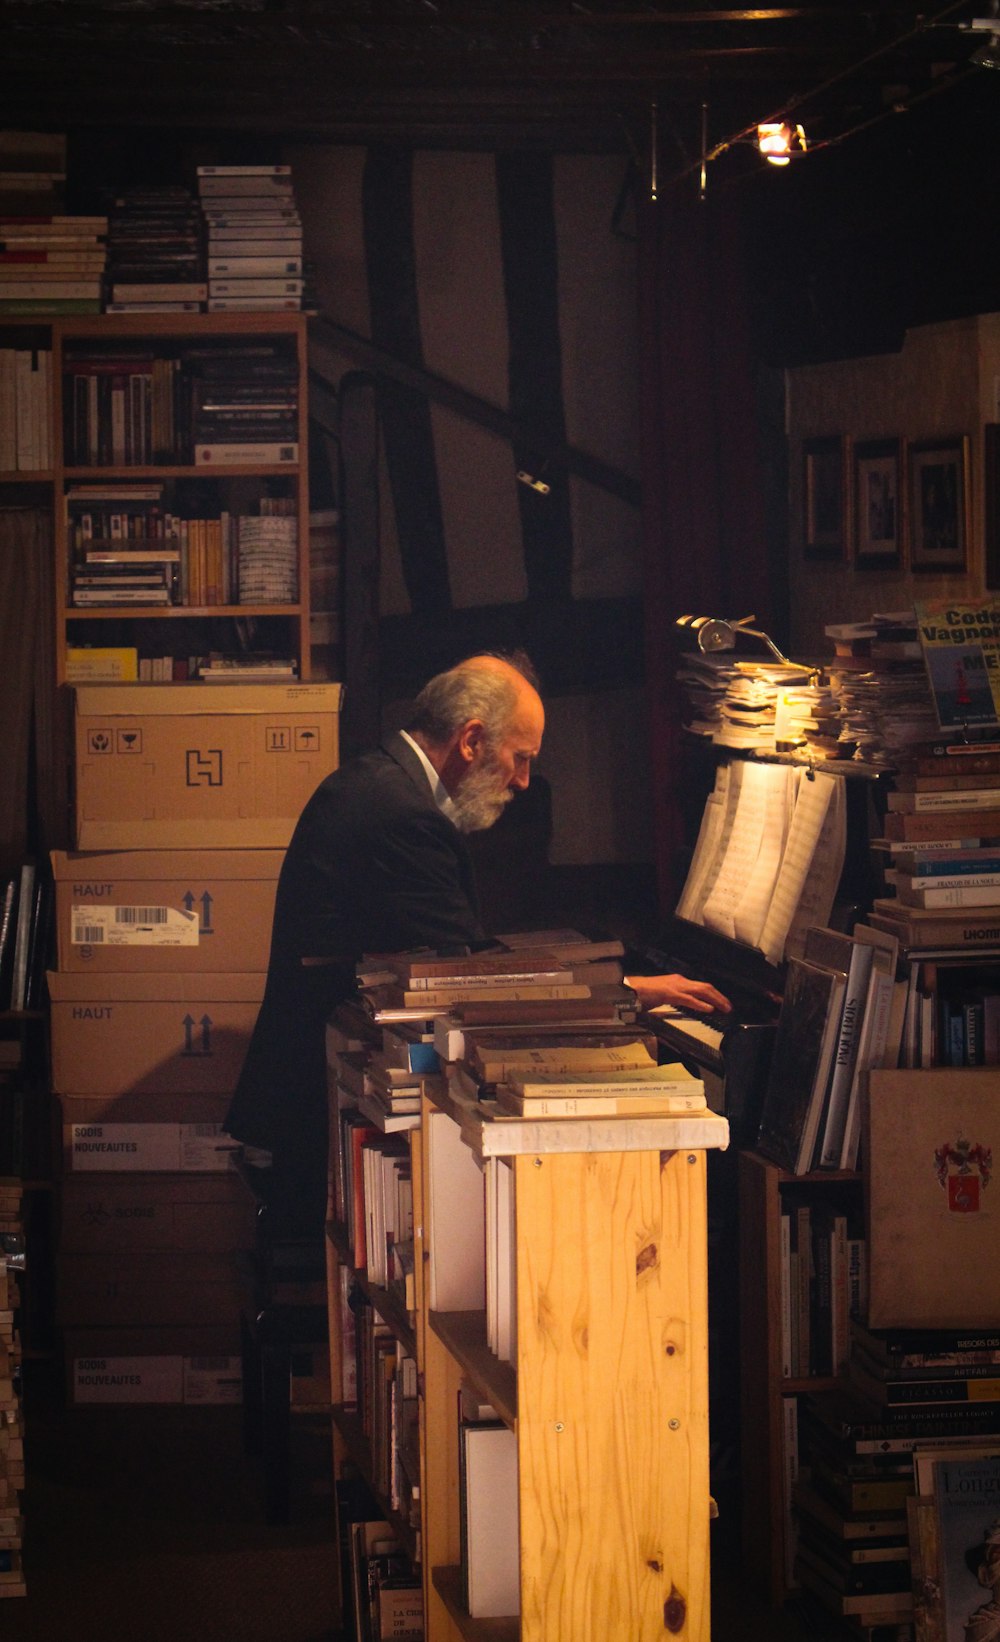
225,733,488,1226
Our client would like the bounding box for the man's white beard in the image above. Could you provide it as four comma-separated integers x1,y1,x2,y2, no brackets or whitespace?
451,754,513,834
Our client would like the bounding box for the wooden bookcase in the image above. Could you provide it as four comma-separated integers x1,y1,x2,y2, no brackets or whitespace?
738,1148,863,1607
0,311,312,686
327,1075,729,1642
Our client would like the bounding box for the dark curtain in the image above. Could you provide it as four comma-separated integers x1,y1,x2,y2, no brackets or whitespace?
0,506,59,874
637,187,776,912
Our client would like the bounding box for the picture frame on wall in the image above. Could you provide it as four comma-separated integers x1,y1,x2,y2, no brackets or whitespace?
802,435,845,561
852,437,902,569
908,436,969,572
985,424,1000,590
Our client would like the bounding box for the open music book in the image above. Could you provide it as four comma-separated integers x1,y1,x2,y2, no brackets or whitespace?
675,760,847,965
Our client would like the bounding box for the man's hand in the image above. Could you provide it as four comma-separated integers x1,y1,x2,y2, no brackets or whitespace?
625,973,733,1015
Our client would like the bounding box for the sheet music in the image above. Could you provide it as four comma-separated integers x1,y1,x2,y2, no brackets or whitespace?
732,763,793,947
701,761,774,938
758,769,843,964
675,763,735,923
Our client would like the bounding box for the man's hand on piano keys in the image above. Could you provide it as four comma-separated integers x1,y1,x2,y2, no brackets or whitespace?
624,974,733,1015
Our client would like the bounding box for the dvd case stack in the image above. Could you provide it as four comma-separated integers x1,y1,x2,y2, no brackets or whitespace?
103,185,205,313
197,165,304,313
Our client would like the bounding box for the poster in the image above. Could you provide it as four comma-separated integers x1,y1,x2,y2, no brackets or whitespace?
916,602,1000,732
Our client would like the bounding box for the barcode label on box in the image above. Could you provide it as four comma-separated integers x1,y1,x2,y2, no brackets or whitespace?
71,904,199,947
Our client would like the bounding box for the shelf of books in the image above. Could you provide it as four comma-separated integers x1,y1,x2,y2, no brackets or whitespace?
324,935,730,1642
0,312,312,685
737,723,1000,1629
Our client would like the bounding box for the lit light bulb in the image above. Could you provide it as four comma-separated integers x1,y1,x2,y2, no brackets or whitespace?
757,121,807,166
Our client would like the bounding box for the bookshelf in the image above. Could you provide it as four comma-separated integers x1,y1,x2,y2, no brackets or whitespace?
738,1148,864,1607
326,1066,729,1642
0,312,312,685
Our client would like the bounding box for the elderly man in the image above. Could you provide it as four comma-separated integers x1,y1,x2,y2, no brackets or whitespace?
225,650,728,1231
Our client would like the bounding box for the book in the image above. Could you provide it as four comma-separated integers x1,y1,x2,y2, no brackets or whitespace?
492,1087,709,1118
438,995,637,1028
866,1068,1000,1329
893,854,1000,881
206,258,302,277
755,955,847,1174
888,786,1000,812
376,982,596,1009
839,926,898,1168
803,927,875,1169
8,862,35,1012
883,808,1000,842
401,967,569,993
0,878,17,1010
933,1453,1000,1642
460,1421,520,1619
504,1061,703,1099
809,1388,1000,1443
493,928,626,963
466,1036,656,1082
867,907,1000,949
851,1321,1000,1365
894,881,1000,908
793,1479,908,1543
849,1356,1000,1406
194,441,298,464
0,278,101,298
110,282,207,302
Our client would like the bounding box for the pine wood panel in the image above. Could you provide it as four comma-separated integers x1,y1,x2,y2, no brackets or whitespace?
514,1147,711,1642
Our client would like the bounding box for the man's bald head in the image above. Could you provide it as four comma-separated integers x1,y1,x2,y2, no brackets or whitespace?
407,650,545,832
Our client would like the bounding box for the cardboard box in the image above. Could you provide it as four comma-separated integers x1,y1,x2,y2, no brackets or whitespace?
56,1252,245,1327
51,849,282,973
59,1091,232,1125
65,1326,242,1405
59,1174,256,1253
63,1120,237,1174
866,1067,1000,1328
48,970,265,1096
73,681,342,849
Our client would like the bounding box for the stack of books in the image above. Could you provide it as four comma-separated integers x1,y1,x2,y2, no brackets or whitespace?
0,132,106,316
198,653,298,682
0,1209,25,1599
66,483,178,608
197,165,304,312
184,339,300,466
103,185,205,313
868,738,1000,959
359,931,636,1033
791,1391,916,1629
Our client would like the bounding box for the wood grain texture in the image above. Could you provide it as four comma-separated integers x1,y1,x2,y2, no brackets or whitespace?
515,1147,711,1642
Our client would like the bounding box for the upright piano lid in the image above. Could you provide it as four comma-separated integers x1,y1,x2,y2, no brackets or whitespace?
641,915,786,1014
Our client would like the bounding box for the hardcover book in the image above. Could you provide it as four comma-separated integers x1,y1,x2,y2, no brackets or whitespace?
933,1453,1000,1642
866,1068,1000,1328
755,955,847,1174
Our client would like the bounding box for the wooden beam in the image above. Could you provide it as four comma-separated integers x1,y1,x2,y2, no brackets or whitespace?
308,317,641,509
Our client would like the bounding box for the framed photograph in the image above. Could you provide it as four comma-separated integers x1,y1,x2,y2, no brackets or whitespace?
803,435,845,561
908,436,969,572
852,438,902,568
985,424,1000,590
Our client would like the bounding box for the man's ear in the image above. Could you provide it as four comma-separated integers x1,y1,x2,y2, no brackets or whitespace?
456,717,486,766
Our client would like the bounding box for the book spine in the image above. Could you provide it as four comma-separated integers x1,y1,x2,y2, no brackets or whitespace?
883,808,1000,841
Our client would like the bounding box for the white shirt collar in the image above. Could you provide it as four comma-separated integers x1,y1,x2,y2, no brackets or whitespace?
399,729,459,823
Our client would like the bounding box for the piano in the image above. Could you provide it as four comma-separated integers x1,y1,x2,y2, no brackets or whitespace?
637,915,783,1149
